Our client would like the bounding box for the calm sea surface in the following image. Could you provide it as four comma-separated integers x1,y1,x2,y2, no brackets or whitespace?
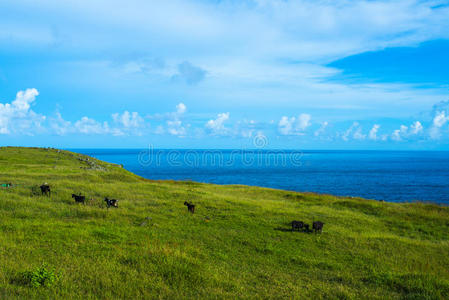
72,149,449,204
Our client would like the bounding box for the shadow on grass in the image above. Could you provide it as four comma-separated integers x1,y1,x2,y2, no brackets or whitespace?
274,227,293,232
274,227,313,233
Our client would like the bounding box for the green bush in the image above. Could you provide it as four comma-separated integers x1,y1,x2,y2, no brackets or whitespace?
20,265,59,288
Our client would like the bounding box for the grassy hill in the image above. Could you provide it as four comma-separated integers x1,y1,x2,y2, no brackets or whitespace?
0,147,448,299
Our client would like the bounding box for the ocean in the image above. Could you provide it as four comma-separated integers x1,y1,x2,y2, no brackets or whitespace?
72,149,449,205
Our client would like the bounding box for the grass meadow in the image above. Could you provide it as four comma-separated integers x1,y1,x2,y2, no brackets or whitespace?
0,147,448,299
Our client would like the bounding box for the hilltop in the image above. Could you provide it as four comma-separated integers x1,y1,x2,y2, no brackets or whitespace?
0,147,448,299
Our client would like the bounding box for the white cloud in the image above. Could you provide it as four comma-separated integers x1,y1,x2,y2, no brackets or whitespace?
433,111,449,128
206,112,230,136
278,117,294,135
176,102,187,114
0,88,45,135
50,110,145,136
278,113,311,135
430,111,449,139
389,121,423,141
153,102,188,136
314,121,328,137
50,112,72,135
112,111,144,128
167,119,188,136
74,116,109,134
410,121,423,134
353,127,366,140
111,110,145,135
297,114,311,131
369,124,380,140
342,122,359,141
391,125,408,141
12,89,39,112
10,0,449,62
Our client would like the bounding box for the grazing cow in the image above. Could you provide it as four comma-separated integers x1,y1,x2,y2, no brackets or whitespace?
40,184,51,196
72,194,85,204
312,221,324,233
184,201,195,214
291,221,304,231
104,197,118,208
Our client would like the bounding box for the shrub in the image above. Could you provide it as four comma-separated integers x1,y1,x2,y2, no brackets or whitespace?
19,265,59,288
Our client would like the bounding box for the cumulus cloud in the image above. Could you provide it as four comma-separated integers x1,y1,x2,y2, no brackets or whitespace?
369,124,380,140
392,125,408,141
176,102,186,114
206,112,230,136
430,111,449,139
172,61,206,85
153,102,189,136
0,88,45,135
433,111,449,128
278,113,311,135
50,112,72,135
49,110,146,136
353,127,366,140
410,121,423,135
111,110,145,135
74,117,109,134
389,121,424,141
391,121,424,142
112,111,144,128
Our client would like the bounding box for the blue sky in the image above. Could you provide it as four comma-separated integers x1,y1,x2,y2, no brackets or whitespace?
1,0,449,149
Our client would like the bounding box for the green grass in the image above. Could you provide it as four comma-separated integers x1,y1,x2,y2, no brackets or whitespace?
0,146,448,299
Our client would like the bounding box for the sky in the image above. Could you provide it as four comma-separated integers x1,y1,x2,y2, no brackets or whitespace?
1,0,449,149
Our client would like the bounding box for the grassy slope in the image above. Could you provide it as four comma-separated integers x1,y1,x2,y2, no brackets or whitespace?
0,147,448,299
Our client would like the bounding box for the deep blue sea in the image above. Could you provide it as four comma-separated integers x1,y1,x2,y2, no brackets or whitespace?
72,149,449,205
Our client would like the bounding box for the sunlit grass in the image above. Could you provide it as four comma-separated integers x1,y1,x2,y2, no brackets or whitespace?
0,147,448,299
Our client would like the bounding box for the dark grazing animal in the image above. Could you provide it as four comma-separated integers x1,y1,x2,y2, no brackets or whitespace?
184,201,195,214
312,221,324,233
72,194,85,204
104,197,118,208
291,220,304,231
40,184,51,196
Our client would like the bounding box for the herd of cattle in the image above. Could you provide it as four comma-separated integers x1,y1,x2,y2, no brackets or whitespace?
39,183,118,208
291,220,324,233
38,183,325,233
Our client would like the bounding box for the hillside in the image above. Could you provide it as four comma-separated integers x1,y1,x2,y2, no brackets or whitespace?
0,147,448,299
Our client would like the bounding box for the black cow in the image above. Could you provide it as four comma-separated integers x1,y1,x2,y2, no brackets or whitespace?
104,197,118,208
291,220,304,231
184,201,195,214
40,184,51,196
312,221,324,233
72,194,85,204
